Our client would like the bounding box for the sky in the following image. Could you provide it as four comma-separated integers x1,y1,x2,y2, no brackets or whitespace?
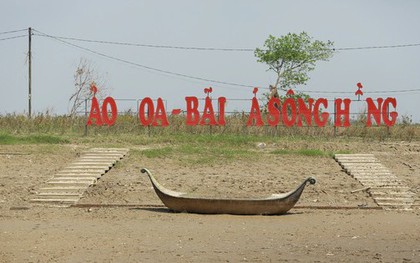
1,0,420,122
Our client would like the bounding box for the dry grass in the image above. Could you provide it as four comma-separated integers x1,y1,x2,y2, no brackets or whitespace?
0,112,419,142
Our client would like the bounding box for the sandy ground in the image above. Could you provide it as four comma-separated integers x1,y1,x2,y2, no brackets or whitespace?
0,140,419,262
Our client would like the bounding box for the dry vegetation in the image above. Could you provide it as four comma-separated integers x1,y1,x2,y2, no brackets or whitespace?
0,113,419,142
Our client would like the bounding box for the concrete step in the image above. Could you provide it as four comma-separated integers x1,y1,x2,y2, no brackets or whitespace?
30,198,79,205
82,153,124,158
345,168,390,172
375,203,413,210
48,179,95,185
342,165,386,169
84,151,125,155
369,187,412,193
335,154,375,157
35,193,82,199
357,179,402,183
47,181,92,187
352,174,396,178
78,157,118,161
55,173,102,178
374,197,414,203
60,168,107,174
65,165,111,170
38,187,86,193
37,191,83,197
370,191,415,197
53,177,98,182
71,162,114,167
338,160,379,164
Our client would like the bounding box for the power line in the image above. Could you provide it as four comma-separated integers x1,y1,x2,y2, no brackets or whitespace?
0,29,27,35
30,29,420,95
33,29,259,89
33,33,255,52
334,43,420,51
0,35,27,42
34,31,420,52
300,88,420,95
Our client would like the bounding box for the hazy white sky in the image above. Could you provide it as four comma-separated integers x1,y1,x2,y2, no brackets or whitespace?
1,1,420,122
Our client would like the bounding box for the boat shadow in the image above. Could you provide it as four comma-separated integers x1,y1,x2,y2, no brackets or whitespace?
130,207,304,216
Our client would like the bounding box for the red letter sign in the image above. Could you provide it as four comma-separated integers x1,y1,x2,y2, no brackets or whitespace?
334,98,351,127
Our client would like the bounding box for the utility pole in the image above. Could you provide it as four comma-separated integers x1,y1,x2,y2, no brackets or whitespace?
28,27,32,118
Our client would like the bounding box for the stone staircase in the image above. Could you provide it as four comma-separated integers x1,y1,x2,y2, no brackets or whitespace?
31,148,129,207
334,154,416,210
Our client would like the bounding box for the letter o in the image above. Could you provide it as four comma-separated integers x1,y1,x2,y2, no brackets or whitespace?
101,97,118,126
139,97,154,126
282,98,297,127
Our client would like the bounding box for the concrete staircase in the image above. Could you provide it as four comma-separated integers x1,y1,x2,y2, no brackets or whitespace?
31,148,129,207
334,154,416,210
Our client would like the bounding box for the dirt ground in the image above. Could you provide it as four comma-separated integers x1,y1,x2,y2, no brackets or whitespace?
0,139,419,262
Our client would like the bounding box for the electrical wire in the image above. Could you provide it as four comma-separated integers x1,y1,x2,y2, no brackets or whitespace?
0,35,27,42
33,29,260,89
30,29,420,95
334,43,420,51
298,88,420,95
0,29,27,35
33,31,420,52
33,33,255,52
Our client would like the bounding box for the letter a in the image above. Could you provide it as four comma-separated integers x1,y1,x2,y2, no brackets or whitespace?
200,97,217,125
246,97,264,126
152,98,169,127
87,97,103,126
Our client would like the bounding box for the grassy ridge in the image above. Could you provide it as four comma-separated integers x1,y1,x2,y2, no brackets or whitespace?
0,134,69,145
0,113,419,143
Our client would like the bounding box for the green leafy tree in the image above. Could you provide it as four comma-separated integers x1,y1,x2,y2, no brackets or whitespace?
255,32,334,92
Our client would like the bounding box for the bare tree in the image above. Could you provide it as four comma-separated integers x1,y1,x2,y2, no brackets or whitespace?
68,58,108,116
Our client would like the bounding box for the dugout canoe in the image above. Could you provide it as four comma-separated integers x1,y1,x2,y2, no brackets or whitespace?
141,168,316,215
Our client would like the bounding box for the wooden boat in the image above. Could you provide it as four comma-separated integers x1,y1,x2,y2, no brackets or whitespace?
141,168,316,215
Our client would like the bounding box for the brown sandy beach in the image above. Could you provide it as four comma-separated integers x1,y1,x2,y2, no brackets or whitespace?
1,140,419,262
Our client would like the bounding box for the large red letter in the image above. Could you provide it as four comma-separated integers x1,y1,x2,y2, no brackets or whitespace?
185,97,199,126
246,97,264,126
152,98,169,127
282,98,297,127
218,97,226,125
366,98,383,127
267,97,280,127
101,97,118,126
87,97,103,126
139,97,154,126
200,97,217,125
382,97,398,127
313,98,329,127
334,98,351,127
297,98,314,127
